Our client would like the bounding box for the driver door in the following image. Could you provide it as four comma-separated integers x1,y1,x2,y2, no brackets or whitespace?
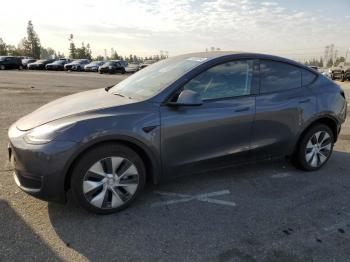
160,59,258,177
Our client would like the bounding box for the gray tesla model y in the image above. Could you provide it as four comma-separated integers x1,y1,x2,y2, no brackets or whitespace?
8,52,347,214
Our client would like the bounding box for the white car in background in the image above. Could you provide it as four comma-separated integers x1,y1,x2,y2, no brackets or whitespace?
84,61,105,72
125,62,140,73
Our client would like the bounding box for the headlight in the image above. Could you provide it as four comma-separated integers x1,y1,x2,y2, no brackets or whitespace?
24,121,75,144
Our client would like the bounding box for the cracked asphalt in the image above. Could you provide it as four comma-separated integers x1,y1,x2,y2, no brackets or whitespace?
0,70,350,262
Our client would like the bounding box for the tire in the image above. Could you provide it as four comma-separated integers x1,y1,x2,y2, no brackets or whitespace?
341,73,345,82
293,124,334,171
71,143,146,214
0,65,5,70
18,65,23,70
121,68,126,74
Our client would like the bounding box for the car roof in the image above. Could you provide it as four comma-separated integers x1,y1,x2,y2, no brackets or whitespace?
176,51,307,68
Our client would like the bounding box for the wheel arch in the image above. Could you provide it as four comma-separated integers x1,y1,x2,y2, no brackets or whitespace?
294,115,339,154
63,136,161,193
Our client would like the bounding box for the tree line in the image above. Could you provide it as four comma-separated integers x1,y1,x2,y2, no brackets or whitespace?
0,21,168,62
304,56,346,68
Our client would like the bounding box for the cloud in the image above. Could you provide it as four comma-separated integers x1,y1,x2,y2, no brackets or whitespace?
0,0,349,58
261,2,278,7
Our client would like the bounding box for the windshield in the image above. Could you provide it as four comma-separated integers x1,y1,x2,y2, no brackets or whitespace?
0,57,5,61
109,56,207,100
90,61,102,65
72,60,85,64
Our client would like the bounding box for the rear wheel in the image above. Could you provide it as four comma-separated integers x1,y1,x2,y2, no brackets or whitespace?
71,144,146,214
293,124,334,171
18,65,23,70
341,72,345,82
0,65,5,70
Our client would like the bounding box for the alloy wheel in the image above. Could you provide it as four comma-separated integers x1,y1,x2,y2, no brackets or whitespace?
0,65,5,70
305,131,332,168
83,156,139,209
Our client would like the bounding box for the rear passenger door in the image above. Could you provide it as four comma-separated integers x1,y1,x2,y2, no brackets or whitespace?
251,60,317,160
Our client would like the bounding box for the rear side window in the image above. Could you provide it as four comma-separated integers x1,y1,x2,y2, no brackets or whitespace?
260,60,301,94
302,69,317,86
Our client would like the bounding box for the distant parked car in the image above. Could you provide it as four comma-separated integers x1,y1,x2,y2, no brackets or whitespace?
344,67,350,81
331,62,350,82
45,60,70,71
28,59,55,70
98,60,127,74
22,58,36,69
139,60,156,69
84,61,105,72
64,59,90,71
125,62,140,73
0,56,23,70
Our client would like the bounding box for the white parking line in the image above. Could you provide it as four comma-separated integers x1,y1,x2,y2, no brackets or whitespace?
152,190,236,208
271,172,292,178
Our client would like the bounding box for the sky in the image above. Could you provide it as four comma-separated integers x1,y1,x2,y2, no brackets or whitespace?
0,0,349,61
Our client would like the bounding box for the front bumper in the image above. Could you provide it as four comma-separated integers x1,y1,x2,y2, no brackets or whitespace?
99,68,110,73
85,67,98,72
8,127,78,203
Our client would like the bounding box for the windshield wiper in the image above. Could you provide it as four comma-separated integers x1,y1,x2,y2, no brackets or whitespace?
104,85,113,91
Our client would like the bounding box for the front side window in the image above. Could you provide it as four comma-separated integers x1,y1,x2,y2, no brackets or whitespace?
183,60,254,100
260,60,301,94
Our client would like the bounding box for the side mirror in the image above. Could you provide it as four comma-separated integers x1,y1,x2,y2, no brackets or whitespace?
168,90,203,106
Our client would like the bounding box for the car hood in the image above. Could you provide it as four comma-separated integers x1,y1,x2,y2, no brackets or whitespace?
16,88,135,131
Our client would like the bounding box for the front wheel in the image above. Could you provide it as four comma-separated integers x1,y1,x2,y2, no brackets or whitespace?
71,144,146,214
293,124,334,171
0,65,5,70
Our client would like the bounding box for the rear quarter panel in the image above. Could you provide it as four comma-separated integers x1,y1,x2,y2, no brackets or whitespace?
313,77,347,124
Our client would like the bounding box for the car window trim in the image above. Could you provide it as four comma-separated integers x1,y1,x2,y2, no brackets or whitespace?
202,93,256,103
301,68,318,87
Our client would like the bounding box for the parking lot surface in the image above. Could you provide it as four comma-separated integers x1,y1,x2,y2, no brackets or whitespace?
1,71,350,261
